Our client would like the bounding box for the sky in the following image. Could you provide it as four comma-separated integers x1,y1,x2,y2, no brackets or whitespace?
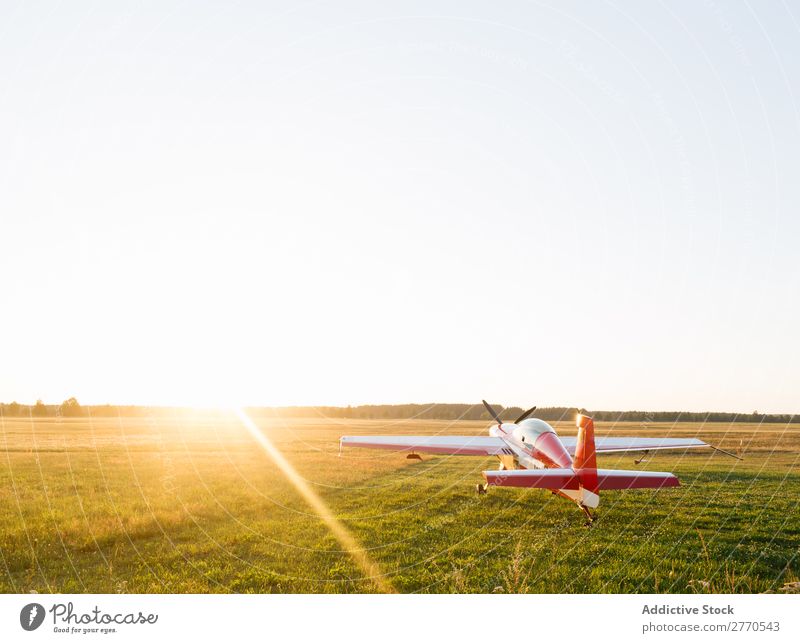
1,1,799,412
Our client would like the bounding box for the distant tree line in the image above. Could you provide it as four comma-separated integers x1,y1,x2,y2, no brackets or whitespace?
1,398,87,418
250,404,798,424
1,400,796,424
0,400,189,418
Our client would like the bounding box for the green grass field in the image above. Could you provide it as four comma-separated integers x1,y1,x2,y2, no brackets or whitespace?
1,413,798,593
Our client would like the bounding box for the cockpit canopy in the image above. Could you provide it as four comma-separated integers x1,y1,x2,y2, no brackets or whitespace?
512,418,556,444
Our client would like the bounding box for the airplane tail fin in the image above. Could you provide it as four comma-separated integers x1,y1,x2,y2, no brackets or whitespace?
574,414,599,501
573,413,597,470
571,415,680,506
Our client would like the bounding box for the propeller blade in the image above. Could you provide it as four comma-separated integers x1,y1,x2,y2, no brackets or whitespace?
481,399,503,424
514,406,537,423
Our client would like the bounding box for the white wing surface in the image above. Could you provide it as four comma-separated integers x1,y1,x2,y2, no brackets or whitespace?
339,435,511,456
559,436,708,455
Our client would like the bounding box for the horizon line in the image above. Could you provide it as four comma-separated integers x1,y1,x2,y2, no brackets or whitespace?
1,400,796,418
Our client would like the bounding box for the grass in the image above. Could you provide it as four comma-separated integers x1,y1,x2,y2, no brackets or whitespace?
0,411,798,593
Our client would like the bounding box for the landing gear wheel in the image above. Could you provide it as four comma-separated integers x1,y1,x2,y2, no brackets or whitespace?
580,505,596,527
475,483,487,495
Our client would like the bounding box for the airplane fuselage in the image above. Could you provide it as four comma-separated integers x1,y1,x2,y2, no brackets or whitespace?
489,419,572,470
488,418,598,508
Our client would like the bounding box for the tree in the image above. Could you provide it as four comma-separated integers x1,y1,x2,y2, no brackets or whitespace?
59,397,82,417
32,399,48,417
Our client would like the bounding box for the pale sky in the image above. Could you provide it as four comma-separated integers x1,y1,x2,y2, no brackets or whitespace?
1,1,798,412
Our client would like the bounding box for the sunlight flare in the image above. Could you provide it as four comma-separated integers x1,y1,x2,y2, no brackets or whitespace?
234,408,394,593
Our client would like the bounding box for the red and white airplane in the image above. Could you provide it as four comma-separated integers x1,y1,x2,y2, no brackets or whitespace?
340,401,736,523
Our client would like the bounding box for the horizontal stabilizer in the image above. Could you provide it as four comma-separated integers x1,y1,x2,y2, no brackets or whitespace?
593,469,679,489
483,468,679,490
483,469,579,489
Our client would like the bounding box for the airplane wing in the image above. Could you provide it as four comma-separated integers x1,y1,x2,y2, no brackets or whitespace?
339,435,511,456
559,436,708,455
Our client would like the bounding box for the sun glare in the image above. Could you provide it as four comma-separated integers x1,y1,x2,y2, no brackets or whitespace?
233,408,394,593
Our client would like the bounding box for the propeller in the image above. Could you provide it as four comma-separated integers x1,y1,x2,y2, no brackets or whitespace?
482,400,537,425
514,405,537,423
481,399,504,424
